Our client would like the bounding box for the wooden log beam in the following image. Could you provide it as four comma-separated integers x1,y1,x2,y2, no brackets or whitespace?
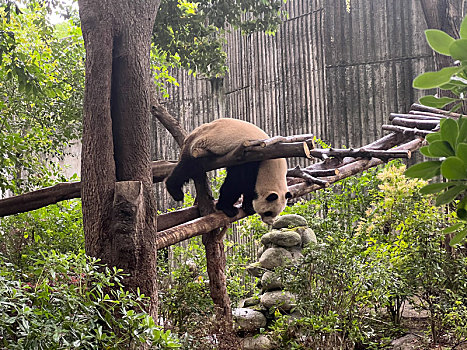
287,166,339,178
389,113,442,121
156,137,425,249
151,160,177,183
411,103,462,118
151,103,187,147
287,166,331,187
288,137,424,198
390,117,440,130
382,125,436,137
0,138,412,218
408,111,445,118
156,209,247,250
0,182,81,217
157,205,200,231
244,133,315,147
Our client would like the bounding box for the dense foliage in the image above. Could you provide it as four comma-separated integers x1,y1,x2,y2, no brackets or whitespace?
272,163,467,348
0,0,288,193
0,251,180,349
0,2,84,194
412,15,467,110
0,202,181,349
1,161,466,348
0,2,466,349
153,0,287,78
156,163,467,349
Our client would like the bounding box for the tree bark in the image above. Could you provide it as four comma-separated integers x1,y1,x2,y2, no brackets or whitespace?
78,0,160,317
195,176,232,323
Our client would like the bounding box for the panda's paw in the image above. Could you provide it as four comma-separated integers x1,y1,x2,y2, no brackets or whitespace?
170,190,185,202
242,203,256,215
165,179,185,201
216,203,239,217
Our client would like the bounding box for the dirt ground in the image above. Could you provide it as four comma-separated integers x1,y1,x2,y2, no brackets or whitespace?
389,301,467,350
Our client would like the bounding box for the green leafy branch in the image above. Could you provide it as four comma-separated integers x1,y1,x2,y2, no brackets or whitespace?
412,16,467,110
405,16,467,245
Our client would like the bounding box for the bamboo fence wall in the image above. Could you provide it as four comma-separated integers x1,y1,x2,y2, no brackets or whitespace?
152,0,435,212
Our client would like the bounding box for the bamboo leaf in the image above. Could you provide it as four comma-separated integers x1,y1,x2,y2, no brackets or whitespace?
404,161,441,179
425,29,455,55
419,95,457,108
441,157,467,180
449,228,467,246
426,132,441,143
413,67,461,89
456,196,467,220
456,143,467,163
419,145,434,157
443,222,464,233
461,15,467,39
420,182,454,194
449,39,467,61
435,185,466,205
457,207,467,220
458,117,467,143
428,140,455,157
440,118,459,149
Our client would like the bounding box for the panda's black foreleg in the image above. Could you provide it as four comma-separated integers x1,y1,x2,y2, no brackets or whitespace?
165,158,199,201
216,162,260,217
216,166,243,217
242,191,256,215
240,162,260,215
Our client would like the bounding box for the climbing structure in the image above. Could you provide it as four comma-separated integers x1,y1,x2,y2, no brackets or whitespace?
155,103,454,249
0,102,458,323
0,102,458,241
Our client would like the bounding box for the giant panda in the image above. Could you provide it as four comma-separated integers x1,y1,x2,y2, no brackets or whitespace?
165,118,292,225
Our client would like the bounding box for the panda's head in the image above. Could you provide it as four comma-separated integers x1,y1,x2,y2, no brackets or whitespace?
253,191,292,225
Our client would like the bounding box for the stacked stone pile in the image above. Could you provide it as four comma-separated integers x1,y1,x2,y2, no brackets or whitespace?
232,214,317,349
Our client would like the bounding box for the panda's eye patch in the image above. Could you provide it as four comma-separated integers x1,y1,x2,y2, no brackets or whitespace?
266,193,278,202
264,211,273,217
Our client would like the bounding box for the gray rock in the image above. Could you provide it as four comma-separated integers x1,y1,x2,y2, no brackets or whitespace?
246,262,265,277
242,335,273,350
257,245,265,259
261,290,296,312
288,247,304,261
289,310,303,321
259,247,293,269
296,227,317,246
261,271,283,291
232,308,267,332
390,334,420,350
272,214,308,229
243,296,261,307
261,230,302,248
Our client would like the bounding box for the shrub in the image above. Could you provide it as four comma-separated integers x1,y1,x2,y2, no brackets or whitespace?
0,250,180,349
269,162,467,348
0,200,84,273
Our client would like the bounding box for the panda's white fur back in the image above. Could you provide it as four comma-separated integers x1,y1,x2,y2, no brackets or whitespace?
185,118,268,157
167,118,289,224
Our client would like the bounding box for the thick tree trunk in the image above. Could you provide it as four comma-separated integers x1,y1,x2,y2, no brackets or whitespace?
78,0,160,317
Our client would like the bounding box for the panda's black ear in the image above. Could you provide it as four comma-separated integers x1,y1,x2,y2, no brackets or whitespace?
266,193,279,202
285,191,292,199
